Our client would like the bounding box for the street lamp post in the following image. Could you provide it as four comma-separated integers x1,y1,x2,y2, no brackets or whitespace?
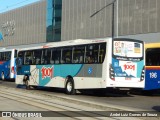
90,0,117,38
112,1,115,38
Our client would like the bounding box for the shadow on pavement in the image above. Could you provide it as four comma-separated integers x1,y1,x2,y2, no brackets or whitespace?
16,85,134,97
152,106,160,112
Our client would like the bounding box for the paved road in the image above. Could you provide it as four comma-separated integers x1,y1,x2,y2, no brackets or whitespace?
0,80,160,112
0,84,143,120
0,93,73,120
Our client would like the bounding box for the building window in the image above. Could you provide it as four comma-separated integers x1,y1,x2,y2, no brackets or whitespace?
46,0,62,42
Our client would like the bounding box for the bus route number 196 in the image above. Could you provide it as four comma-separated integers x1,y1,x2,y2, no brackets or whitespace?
149,72,157,78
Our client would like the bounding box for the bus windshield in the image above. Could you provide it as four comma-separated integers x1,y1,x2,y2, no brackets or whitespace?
146,48,160,66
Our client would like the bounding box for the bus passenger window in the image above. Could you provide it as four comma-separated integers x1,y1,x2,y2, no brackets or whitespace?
51,48,61,64
24,51,33,65
41,49,51,64
1,53,4,61
50,50,54,64
3,53,6,61
62,47,72,64
74,57,79,63
99,43,106,63
85,44,99,64
47,49,51,64
17,51,24,65
6,52,11,61
33,50,42,65
86,56,93,63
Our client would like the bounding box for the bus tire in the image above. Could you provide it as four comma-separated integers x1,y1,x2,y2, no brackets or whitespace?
32,86,38,89
65,77,76,95
1,72,5,81
142,90,154,96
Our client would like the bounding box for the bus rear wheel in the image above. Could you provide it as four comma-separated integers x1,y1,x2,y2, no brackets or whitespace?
1,72,5,81
65,77,75,95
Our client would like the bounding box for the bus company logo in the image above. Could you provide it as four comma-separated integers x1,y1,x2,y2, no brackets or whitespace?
124,64,135,71
41,66,53,79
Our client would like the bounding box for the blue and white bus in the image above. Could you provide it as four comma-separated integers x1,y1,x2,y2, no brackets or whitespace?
0,49,17,80
15,38,145,94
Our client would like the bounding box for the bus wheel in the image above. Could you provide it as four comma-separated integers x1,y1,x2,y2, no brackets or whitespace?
142,90,154,96
65,77,75,95
32,86,38,90
1,72,5,81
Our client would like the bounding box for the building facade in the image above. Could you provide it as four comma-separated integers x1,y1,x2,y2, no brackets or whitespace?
62,0,160,42
0,0,46,47
0,0,160,48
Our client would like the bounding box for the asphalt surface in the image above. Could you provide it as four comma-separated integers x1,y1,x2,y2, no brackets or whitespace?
0,80,160,112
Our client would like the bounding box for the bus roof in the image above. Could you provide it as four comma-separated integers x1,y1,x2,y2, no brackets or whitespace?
11,37,143,51
45,38,110,47
0,48,16,52
145,43,160,49
17,38,112,51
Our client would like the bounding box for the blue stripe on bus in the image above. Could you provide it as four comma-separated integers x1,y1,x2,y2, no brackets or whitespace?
144,69,160,90
37,64,83,86
0,60,10,79
17,65,31,75
54,64,83,77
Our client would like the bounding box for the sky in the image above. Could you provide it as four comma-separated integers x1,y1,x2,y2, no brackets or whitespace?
0,0,40,13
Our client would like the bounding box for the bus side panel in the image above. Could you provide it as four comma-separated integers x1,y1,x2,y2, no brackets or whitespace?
16,65,30,84
74,64,105,89
36,64,83,88
27,64,105,89
0,60,10,79
16,75,24,84
36,65,63,87
145,67,160,90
